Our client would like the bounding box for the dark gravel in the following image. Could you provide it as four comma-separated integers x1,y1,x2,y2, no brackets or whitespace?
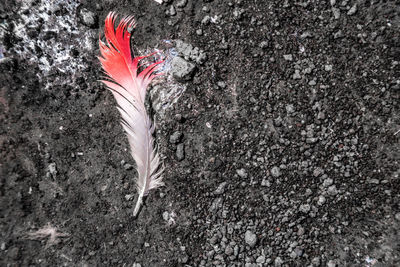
1,0,399,266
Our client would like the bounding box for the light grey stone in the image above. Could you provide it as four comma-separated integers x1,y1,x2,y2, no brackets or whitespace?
245,230,257,247
271,166,281,177
176,143,185,161
171,57,196,81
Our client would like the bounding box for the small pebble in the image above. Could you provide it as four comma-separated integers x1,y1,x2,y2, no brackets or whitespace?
245,230,257,247
271,166,281,177
168,5,176,16
318,195,326,206
274,257,283,267
236,168,248,178
169,131,183,144
283,54,293,61
293,69,301,79
176,143,185,161
299,204,311,213
347,4,357,16
325,64,333,71
176,0,188,8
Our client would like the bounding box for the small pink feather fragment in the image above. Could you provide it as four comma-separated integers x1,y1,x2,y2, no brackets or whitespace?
27,223,69,246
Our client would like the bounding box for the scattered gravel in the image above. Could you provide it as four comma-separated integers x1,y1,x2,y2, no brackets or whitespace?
2,0,399,266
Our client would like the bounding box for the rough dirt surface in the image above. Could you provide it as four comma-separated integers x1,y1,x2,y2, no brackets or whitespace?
1,0,399,266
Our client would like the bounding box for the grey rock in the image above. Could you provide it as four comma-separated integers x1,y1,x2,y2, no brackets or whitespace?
176,143,185,161
327,260,337,267
245,230,257,247
234,245,239,256
271,166,281,177
311,257,321,266
368,178,380,184
325,65,333,71
236,168,248,178
256,255,265,263
328,185,338,196
306,137,318,144
323,178,333,187
332,7,340,19
125,194,135,201
395,213,400,221
168,5,176,16
209,198,223,212
201,15,211,25
217,81,226,89
334,30,344,39
169,131,183,144
295,247,303,257
215,182,227,195
225,245,234,255
123,163,133,170
299,204,311,213
317,195,326,206
286,104,295,113
80,8,98,28
301,32,313,38
176,40,207,65
259,41,269,49
171,57,196,81
180,253,189,263
261,178,270,187
347,4,357,16
176,0,188,8
313,167,323,177
330,0,336,6
283,54,293,61
274,256,283,267
196,29,203,35
132,264,142,267
48,163,57,178
290,251,297,258
162,211,169,221
293,69,301,79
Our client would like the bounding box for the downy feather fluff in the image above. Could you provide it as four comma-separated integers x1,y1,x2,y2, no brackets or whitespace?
99,12,164,217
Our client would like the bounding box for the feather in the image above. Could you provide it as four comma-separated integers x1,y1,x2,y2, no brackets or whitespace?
98,12,164,217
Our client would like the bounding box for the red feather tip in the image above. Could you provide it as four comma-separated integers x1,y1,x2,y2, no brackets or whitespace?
99,12,164,103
